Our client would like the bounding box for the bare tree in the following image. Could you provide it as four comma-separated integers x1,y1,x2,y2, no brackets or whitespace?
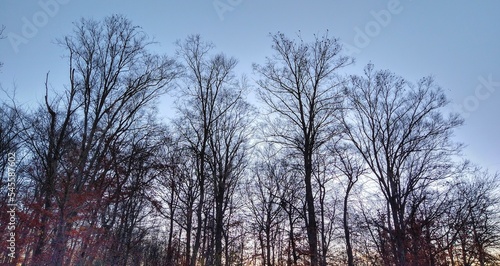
21,76,78,264
330,143,365,266
253,32,351,265
248,146,288,266
313,152,337,266
175,34,245,266
154,135,191,265
341,64,463,265
0,95,26,265
207,88,253,266
449,167,500,266
21,15,178,265
154,136,201,266
0,98,22,183
93,122,168,265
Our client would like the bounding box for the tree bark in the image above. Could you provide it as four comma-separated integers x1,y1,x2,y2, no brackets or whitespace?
304,152,319,266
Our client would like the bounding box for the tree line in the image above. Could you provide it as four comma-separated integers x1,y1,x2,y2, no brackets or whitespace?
1,15,499,266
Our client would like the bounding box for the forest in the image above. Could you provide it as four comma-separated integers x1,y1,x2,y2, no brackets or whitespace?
1,15,499,266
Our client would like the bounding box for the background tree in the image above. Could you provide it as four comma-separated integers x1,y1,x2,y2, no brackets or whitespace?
313,152,337,266
0,99,21,184
248,146,288,266
448,167,500,266
253,32,351,266
154,135,190,265
330,143,365,266
0,94,29,266
97,122,168,265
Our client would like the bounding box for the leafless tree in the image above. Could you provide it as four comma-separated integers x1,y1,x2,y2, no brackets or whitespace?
253,32,351,266
341,63,463,265
0,98,22,184
154,135,191,265
313,152,337,266
94,122,168,265
175,34,248,266
20,15,178,265
330,143,365,266
248,146,288,266
0,95,27,265
447,167,500,266
207,88,253,266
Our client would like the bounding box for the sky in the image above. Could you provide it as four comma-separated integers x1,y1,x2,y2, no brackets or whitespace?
1,0,499,173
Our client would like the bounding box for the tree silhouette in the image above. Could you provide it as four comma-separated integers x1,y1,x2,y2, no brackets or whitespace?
254,32,352,265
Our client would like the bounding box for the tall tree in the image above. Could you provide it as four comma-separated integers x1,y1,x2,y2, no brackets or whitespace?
253,32,351,266
175,34,244,266
207,87,253,266
341,64,463,265
22,15,178,265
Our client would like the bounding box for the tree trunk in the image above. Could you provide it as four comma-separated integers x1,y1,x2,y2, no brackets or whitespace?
286,206,298,266
51,209,68,266
190,149,207,266
166,180,176,265
304,152,318,266
390,198,406,266
186,205,193,266
214,181,225,266
266,224,271,266
344,188,354,266
32,195,52,264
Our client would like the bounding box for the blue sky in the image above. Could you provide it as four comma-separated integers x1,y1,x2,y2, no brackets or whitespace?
1,0,499,172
